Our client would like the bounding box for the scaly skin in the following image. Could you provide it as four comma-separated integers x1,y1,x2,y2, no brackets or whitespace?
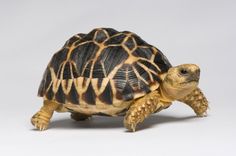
179,87,208,117
124,90,170,132
31,100,59,131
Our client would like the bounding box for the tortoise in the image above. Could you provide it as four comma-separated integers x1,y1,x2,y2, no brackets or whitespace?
31,28,208,131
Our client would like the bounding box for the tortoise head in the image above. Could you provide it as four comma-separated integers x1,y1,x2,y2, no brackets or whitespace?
161,64,200,100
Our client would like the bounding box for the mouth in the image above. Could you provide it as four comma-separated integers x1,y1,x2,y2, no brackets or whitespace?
181,80,198,85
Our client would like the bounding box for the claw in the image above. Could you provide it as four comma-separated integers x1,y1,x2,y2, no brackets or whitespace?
197,111,208,117
124,121,137,132
131,124,136,132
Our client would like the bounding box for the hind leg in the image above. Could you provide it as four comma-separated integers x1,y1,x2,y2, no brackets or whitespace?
31,100,59,131
71,112,91,121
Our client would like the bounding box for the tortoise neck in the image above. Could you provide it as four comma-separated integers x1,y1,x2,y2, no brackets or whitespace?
159,84,175,103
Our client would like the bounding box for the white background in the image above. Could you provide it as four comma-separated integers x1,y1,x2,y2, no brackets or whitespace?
0,0,235,155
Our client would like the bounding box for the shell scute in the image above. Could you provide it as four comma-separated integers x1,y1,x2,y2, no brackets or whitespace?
97,46,129,75
132,47,153,59
70,42,99,76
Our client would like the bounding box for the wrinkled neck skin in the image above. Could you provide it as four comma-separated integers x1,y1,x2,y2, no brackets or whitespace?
160,79,198,102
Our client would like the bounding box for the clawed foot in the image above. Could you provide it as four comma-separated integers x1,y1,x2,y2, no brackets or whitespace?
31,112,50,131
124,122,137,132
124,116,139,132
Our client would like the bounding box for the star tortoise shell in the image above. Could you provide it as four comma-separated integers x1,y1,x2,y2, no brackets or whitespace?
38,28,172,107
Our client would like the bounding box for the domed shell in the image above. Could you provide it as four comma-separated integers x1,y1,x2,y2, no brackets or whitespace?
38,28,172,106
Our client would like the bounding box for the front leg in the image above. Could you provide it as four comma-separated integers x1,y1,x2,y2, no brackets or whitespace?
124,91,169,132
179,87,208,117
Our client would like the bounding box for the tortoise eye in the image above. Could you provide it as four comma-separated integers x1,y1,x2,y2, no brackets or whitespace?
180,69,188,75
